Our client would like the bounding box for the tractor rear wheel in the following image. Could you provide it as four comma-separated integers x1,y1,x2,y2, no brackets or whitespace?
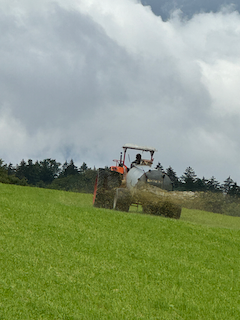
113,188,132,212
93,169,122,209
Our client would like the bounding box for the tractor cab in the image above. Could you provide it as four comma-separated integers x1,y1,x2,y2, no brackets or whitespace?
122,143,157,167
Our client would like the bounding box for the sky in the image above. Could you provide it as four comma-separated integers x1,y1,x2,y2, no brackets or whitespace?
1,0,240,183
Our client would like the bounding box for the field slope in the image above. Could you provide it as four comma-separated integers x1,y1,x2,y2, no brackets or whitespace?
0,183,239,319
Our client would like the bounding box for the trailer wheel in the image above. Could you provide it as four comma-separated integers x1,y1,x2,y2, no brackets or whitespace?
142,200,181,219
113,188,132,212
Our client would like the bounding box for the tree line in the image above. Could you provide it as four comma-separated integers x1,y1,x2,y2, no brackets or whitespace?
0,158,97,193
157,163,240,197
0,158,240,196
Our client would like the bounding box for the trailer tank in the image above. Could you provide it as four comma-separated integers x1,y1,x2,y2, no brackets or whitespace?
126,165,173,191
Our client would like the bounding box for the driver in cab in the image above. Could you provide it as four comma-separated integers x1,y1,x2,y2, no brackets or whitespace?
131,153,141,167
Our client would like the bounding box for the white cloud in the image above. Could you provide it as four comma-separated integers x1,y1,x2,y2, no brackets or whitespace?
1,0,240,183
200,59,240,116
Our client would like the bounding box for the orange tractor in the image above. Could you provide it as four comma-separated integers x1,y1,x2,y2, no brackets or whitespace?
93,143,181,219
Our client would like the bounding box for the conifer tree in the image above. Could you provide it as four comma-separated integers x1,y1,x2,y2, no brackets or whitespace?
206,176,221,192
222,176,235,194
180,166,197,191
16,159,27,180
80,162,88,173
166,166,179,188
63,159,79,176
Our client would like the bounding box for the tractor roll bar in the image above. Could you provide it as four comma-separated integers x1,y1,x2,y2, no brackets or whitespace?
122,143,157,165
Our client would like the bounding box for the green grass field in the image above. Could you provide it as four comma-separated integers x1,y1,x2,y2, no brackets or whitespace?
0,183,239,319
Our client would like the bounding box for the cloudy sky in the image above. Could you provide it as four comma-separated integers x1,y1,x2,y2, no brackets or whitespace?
1,0,240,183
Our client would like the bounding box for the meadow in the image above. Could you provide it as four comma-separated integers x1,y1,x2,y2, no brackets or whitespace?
0,183,239,319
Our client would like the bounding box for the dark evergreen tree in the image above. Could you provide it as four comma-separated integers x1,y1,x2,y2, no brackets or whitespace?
39,159,61,184
34,161,41,175
195,177,207,191
80,162,88,173
228,182,240,197
166,166,179,188
0,159,24,185
24,159,40,185
63,159,79,177
0,159,7,169
180,166,197,191
59,161,68,177
7,163,15,175
16,160,27,180
222,176,235,194
206,176,221,192
0,159,7,177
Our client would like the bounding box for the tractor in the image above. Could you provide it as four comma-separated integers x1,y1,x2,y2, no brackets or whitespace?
93,143,181,219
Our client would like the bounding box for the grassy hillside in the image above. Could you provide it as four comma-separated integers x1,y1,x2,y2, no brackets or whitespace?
0,183,239,319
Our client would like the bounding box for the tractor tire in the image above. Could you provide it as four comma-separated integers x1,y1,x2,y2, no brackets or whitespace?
113,188,132,212
93,168,108,208
142,200,181,219
93,169,122,209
